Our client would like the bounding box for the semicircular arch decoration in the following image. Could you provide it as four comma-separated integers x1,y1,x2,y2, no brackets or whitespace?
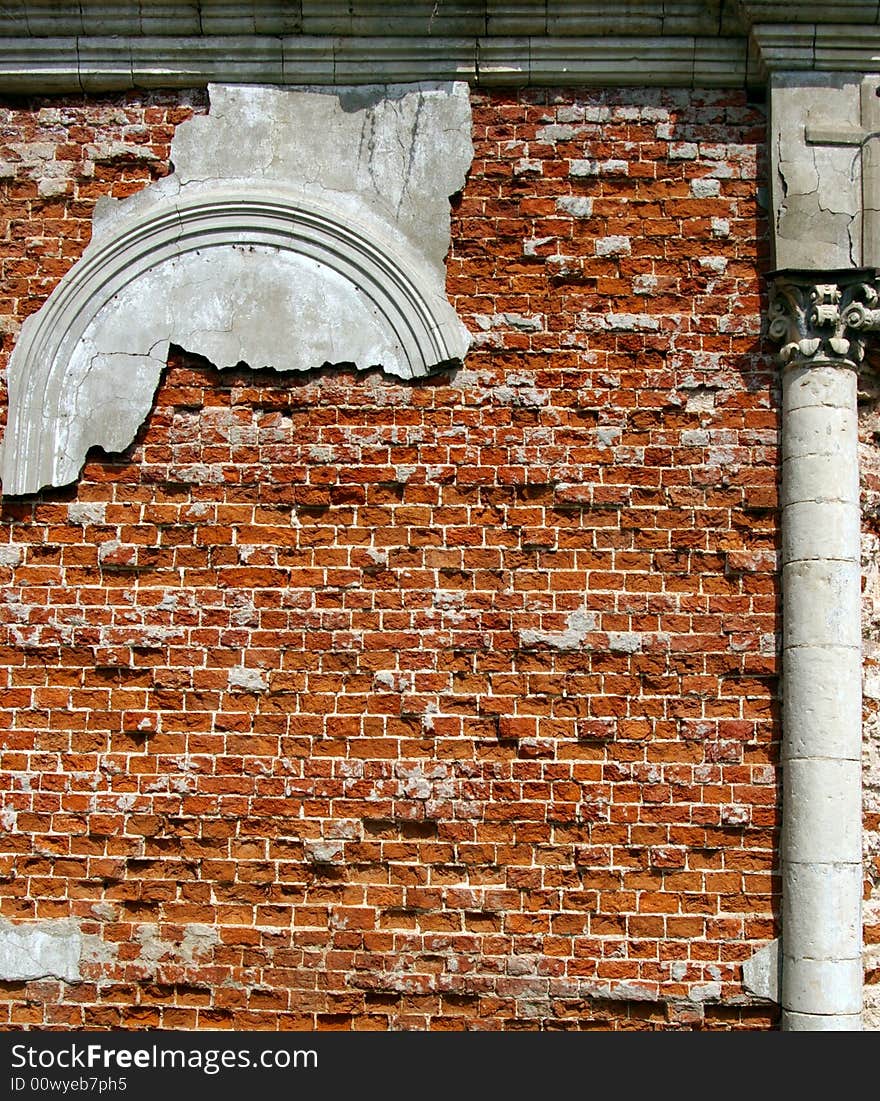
0,186,470,496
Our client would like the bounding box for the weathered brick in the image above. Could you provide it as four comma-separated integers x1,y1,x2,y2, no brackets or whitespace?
0,85,788,1032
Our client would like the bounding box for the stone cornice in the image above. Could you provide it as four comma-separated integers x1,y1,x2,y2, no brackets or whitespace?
752,23,880,75
0,2,878,91
0,34,754,92
0,2,740,40
735,1,880,27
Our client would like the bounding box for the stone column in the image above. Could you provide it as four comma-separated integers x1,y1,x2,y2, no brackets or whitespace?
767,270,879,1030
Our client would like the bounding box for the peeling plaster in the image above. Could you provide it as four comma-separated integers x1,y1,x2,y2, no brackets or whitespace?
770,73,863,270
134,923,219,968
0,82,473,496
519,608,598,651
0,917,82,982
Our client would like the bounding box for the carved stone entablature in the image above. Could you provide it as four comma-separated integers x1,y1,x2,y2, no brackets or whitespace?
767,269,880,366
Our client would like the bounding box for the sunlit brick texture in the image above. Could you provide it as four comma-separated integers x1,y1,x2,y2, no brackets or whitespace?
0,86,796,1030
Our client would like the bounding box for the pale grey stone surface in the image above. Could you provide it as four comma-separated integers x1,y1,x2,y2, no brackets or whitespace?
783,647,863,759
784,864,863,956
0,82,473,495
755,22,880,79
0,34,752,94
3,4,880,96
227,666,269,692
0,917,81,981
782,956,864,1017
784,761,863,864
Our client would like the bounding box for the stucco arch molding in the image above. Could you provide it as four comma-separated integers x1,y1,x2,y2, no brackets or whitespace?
0,185,471,496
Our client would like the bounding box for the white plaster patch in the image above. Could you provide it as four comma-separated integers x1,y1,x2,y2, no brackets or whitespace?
135,923,219,967
569,159,599,177
685,387,716,413
690,178,721,198
699,255,728,274
608,632,642,653
304,839,346,864
606,313,660,331
67,501,106,525
595,235,631,256
520,608,597,651
476,312,544,332
0,545,22,567
0,917,82,981
228,666,268,692
555,195,593,218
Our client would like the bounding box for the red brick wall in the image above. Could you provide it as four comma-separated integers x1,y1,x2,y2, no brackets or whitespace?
0,87,780,1029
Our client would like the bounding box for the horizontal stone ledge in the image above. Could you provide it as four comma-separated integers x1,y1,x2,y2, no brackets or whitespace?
0,35,752,92
479,36,750,86
740,1,880,22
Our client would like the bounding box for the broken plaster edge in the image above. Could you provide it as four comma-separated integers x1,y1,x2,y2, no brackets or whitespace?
0,185,471,497
0,917,83,983
0,81,474,496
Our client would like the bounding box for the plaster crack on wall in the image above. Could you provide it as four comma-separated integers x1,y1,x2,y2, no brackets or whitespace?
392,92,426,221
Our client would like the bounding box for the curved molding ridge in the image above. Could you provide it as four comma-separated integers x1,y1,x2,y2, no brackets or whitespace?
0,82,473,495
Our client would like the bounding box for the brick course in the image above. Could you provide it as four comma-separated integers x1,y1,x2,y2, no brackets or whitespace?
0,86,784,1029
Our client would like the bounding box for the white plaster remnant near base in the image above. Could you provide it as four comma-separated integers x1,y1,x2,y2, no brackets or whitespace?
228,665,268,692
743,938,780,1003
0,917,82,981
0,82,473,495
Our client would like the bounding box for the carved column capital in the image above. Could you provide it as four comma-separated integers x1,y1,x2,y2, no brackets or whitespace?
767,268,880,366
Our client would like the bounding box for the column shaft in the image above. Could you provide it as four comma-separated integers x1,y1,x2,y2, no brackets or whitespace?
767,270,875,1031
780,357,863,1030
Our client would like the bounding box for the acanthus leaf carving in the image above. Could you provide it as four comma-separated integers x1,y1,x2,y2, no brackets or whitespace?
767,270,880,366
